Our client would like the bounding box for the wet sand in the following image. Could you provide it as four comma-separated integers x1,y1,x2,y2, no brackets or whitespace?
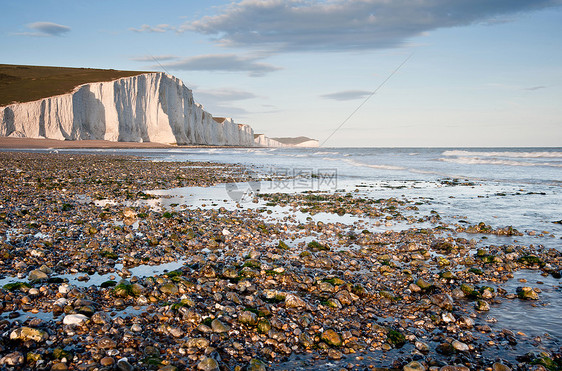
0,137,251,149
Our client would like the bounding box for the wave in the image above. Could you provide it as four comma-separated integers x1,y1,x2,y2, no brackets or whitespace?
342,158,406,171
442,150,562,159
439,157,562,168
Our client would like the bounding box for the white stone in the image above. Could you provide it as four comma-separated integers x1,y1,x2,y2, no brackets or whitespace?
63,314,89,326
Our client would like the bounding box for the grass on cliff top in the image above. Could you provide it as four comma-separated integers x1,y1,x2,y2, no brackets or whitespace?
0,64,150,107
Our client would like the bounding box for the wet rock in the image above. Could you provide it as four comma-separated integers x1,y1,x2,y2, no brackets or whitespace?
248,358,267,371
299,332,315,348
211,319,230,333
415,341,430,352
187,337,210,349
492,363,512,371
63,313,89,325
404,361,426,371
91,311,111,325
416,278,433,290
517,286,539,300
51,362,69,371
160,283,179,295
238,310,258,326
10,326,48,342
197,356,219,371
0,351,24,366
258,319,272,334
328,349,343,360
474,300,490,311
100,357,115,367
117,358,135,371
28,269,48,280
98,337,117,349
285,293,308,309
452,340,469,352
321,329,342,347
431,293,454,311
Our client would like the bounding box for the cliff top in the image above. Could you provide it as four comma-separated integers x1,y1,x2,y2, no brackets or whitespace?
0,64,149,107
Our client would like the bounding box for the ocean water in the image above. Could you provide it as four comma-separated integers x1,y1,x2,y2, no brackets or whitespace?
51,146,561,245
119,147,561,244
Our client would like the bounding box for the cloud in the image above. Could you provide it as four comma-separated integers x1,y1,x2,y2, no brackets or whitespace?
130,24,174,33
321,90,373,101
158,54,282,76
179,0,561,51
130,55,179,62
196,88,258,102
16,22,71,37
524,85,547,91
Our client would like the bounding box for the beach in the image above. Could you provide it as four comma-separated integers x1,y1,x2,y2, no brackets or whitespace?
0,148,560,370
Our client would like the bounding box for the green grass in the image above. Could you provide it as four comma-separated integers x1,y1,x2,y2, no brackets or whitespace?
0,64,149,106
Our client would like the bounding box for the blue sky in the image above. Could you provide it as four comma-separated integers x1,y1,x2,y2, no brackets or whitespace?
2,0,562,147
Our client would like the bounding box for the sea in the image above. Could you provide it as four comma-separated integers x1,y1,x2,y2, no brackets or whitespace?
11,146,562,364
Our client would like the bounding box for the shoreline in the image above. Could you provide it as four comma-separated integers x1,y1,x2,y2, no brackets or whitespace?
0,151,559,370
0,137,256,149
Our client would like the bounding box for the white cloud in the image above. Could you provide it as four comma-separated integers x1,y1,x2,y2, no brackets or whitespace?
179,0,561,51
130,55,179,62
321,90,372,101
196,88,258,101
130,24,174,33
158,54,282,76
16,22,71,37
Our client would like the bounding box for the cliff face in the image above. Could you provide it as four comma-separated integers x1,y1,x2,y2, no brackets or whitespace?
0,73,254,146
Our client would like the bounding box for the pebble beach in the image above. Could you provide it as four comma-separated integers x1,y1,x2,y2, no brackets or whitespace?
0,151,560,371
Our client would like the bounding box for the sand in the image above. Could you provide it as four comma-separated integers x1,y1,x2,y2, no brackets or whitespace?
0,137,225,149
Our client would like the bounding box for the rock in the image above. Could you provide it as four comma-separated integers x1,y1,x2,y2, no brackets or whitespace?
257,319,272,334
247,358,267,371
475,300,490,311
100,357,115,367
416,278,433,290
321,329,342,347
415,341,430,352
98,337,117,349
197,356,219,371
335,289,356,305
159,283,179,295
517,286,539,300
10,326,48,342
91,311,111,325
404,361,426,371
328,349,343,360
299,332,315,348
123,207,137,219
0,351,24,366
63,314,89,325
442,312,456,323
431,293,454,311
28,269,48,280
285,293,308,308
492,363,512,371
238,310,258,326
187,337,210,349
117,358,135,371
51,362,69,371
211,319,230,333
452,340,469,352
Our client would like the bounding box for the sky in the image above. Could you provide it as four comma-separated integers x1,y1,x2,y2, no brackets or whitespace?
2,0,562,147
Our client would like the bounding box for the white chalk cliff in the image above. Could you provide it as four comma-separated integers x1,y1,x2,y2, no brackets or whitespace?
0,72,255,146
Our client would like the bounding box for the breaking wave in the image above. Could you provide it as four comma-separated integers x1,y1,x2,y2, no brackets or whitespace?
439,157,562,167
442,150,562,159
